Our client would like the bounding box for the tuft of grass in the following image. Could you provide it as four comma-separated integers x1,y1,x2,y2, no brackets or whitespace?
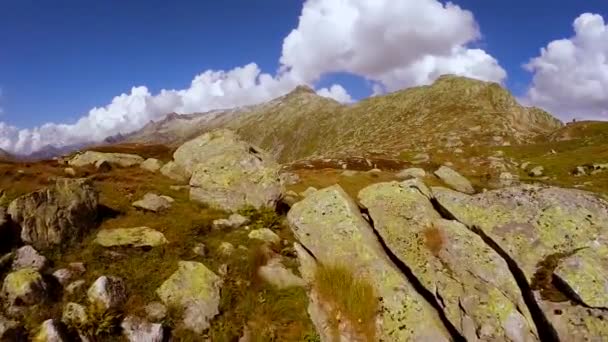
238,206,283,231
67,303,123,339
531,249,582,303
314,264,378,340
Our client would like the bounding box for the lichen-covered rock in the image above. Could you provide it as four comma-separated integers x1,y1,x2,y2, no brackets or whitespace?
160,161,189,182
87,276,127,310
528,166,544,177
8,178,98,250
358,180,538,341
11,245,48,271
156,261,222,334
212,213,249,230
69,151,144,168
121,316,164,342
140,158,164,173
287,185,451,341
61,302,88,327
95,227,168,248
132,193,173,212
396,167,426,179
434,166,475,194
218,242,235,256
185,130,283,211
32,319,68,342
248,228,280,244
2,268,48,307
433,184,608,340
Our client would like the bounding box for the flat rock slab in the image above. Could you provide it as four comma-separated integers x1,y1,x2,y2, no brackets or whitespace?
132,193,174,212
287,185,451,341
95,227,168,248
69,151,144,168
433,184,608,340
434,166,475,194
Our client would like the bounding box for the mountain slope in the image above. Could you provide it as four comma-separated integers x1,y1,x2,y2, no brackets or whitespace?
118,75,563,163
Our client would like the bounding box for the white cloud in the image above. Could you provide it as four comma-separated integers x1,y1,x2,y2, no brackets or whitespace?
0,0,507,154
317,84,354,103
280,0,506,91
524,13,608,120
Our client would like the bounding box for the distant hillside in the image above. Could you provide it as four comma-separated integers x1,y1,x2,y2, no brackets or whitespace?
548,121,608,142
116,75,564,163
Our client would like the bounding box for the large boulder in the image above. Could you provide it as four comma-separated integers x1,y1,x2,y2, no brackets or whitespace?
69,151,144,168
434,166,475,194
184,130,282,211
8,178,98,250
156,261,222,334
2,268,48,307
287,185,451,341
433,184,608,340
94,227,168,248
358,180,537,341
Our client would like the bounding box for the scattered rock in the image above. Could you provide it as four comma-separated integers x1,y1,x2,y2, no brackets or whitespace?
61,302,88,327
573,166,587,176
299,187,318,198
281,190,300,207
160,161,189,183
11,245,48,271
69,151,144,168
87,276,127,310
528,166,544,177
140,158,164,173
497,171,519,187
145,302,167,322
218,242,235,256
156,261,222,334
169,185,189,192
454,148,464,153
121,316,164,342
411,152,430,164
132,193,173,212
248,228,280,244
2,268,48,307
434,166,475,194
95,227,168,248
279,172,300,186
69,262,86,275
65,280,86,295
52,269,74,286
192,243,207,257
63,168,76,177
185,130,283,211
32,319,68,342
367,168,382,173
258,257,305,289
8,178,99,250
520,161,531,170
212,214,250,230
396,167,426,179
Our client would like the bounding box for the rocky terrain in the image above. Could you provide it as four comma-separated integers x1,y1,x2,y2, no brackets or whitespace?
0,77,607,341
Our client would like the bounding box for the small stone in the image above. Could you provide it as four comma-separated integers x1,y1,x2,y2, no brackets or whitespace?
87,276,127,310
300,187,318,198
145,302,167,322
279,172,300,186
212,214,250,230
341,170,358,177
140,158,164,173
169,185,189,191
218,242,235,256
248,228,280,244
121,315,164,342
132,193,173,212
528,166,544,177
32,319,68,342
218,264,228,277
63,168,76,177
454,148,464,154
573,166,587,176
52,269,74,286
396,168,426,179
411,153,430,164
520,162,531,170
368,168,382,173
192,243,207,257
434,166,475,194
69,262,86,275
11,245,48,271
65,280,86,295
258,258,305,289
2,268,48,307
61,302,88,327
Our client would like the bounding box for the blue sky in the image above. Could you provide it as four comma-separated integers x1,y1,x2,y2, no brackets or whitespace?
0,0,607,154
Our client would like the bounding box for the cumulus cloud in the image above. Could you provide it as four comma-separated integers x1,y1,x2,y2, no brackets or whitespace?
281,0,506,91
0,0,507,154
317,84,354,103
524,13,608,120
